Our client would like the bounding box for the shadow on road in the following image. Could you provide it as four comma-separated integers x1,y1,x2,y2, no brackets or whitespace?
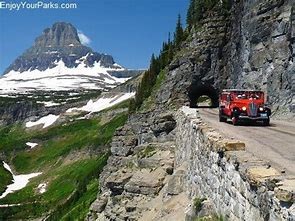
226,120,272,127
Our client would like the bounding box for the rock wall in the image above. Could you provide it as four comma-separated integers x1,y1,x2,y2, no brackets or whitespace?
0,94,91,125
0,100,44,125
175,106,294,220
156,0,295,117
226,0,295,116
87,111,185,221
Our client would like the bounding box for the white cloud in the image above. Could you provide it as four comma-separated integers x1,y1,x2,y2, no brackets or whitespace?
78,30,91,45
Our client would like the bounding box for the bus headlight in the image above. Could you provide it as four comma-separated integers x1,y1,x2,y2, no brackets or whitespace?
242,106,247,111
259,107,264,111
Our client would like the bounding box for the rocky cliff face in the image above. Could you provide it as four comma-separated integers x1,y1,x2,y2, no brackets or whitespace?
0,94,86,125
156,0,294,117
227,0,294,115
0,100,43,125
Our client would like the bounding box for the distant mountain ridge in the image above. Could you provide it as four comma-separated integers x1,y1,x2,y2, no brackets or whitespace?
0,22,142,94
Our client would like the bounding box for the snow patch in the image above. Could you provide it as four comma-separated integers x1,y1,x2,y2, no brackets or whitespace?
0,94,12,97
37,101,60,107
37,183,47,194
44,51,58,54
26,142,38,149
113,63,123,69
26,114,59,128
0,162,42,199
0,203,22,208
0,60,130,94
79,53,89,61
76,116,87,120
67,92,135,113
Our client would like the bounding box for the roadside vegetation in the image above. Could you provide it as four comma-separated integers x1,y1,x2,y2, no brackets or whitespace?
197,95,212,107
193,197,224,221
195,215,224,221
186,0,231,29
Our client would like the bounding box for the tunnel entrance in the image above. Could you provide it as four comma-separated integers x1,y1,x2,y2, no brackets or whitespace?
188,83,219,108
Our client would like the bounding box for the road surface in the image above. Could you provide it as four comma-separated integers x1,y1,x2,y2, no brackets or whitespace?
198,108,295,176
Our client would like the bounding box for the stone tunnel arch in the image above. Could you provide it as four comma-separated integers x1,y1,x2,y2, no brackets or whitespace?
188,82,219,108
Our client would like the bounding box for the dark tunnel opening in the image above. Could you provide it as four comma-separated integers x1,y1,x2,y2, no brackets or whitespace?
188,83,219,108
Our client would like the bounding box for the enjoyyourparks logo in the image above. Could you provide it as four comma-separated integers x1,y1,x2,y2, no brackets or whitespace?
0,0,78,11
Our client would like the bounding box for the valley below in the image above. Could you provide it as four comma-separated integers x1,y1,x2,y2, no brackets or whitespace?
0,86,135,220
0,20,143,220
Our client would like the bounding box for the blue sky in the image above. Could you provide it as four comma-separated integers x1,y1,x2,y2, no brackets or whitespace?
0,0,189,74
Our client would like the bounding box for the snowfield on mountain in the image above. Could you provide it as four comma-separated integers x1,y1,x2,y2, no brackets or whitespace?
0,22,141,95
67,92,136,113
0,59,130,94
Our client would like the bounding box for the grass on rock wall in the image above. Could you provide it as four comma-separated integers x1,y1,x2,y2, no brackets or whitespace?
139,69,167,111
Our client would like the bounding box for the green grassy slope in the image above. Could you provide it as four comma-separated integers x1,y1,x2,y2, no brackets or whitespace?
0,101,129,220
0,163,13,195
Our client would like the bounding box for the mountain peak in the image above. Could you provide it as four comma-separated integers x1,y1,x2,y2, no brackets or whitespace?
3,22,116,74
34,22,81,48
0,22,142,93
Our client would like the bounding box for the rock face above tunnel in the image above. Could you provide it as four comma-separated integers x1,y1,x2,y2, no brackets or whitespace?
156,0,294,118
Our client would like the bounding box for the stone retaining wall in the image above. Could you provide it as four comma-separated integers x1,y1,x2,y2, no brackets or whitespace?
175,107,294,220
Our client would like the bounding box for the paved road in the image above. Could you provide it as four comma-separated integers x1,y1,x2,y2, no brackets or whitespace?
198,108,295,176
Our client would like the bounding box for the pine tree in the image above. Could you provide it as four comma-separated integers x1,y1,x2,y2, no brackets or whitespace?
128,98,136,113
174,14,184,48
168,32,171,45
195,0,204,22
167,32,174,63
186,0,195,29
159,41,168,69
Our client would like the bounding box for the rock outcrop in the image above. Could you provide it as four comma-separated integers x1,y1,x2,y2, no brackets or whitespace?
156,0,294,118
0,99,43,125
87,111,188,220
